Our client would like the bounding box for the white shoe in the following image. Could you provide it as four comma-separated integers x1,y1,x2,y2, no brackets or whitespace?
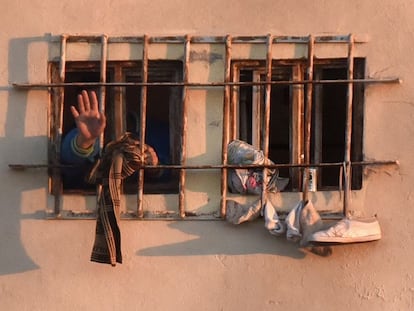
309,218,382,243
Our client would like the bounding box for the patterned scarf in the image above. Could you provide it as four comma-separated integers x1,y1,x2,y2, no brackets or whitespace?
88,132,158,266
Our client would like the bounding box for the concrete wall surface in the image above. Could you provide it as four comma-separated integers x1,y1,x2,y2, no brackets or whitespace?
1,1,413,310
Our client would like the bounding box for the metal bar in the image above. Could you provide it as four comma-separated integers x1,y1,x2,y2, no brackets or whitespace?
137,35,149,219
65,35,105,43
95,35,108,215
343,34,354,217
230,63,239,141
99,35,108,151
290,64,304,191
52,34,68,215
113,67,124,138
220,35,232,218
59,35,67,81
46,210,345,221
150,36,186,44
179,35,191,219
261,34,273,206
9,159,399,170
49,34,369,44
12,78,402,89
302,35,314,202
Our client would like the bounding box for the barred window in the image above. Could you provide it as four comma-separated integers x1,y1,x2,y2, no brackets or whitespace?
10,34,399,219
235,58,365,191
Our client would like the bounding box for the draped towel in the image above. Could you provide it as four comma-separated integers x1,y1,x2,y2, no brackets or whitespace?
87,132,158,266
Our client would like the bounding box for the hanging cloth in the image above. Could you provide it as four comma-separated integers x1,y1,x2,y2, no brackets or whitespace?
87,132,158,266
227,139,289,194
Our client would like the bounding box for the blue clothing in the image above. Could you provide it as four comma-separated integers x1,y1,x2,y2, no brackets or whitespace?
142,122,170,166
61,128,100,165
60,128,100,189
61,123,171,189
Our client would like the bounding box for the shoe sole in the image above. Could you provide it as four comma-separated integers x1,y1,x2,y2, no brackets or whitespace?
309,233,381,244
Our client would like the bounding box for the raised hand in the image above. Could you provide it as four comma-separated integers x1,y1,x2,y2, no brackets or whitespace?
70,90,107,149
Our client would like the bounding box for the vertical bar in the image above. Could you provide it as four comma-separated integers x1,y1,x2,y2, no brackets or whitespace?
99,35,108,151
302,35,314,202
113,66,124,138
179,35,191,218
290,64,304,191
230,62,239,140
261,34,273,204
95,35,108,214
251,71,262,148
137,35,149,218
313,70,323,190
53,34,68,215
220,35,232,218
343,34,354,216
59,35,67,82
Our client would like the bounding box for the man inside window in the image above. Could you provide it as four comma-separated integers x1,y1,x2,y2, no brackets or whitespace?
61,90,162,189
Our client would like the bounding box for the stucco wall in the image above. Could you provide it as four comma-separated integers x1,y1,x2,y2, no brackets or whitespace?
1,1,413,310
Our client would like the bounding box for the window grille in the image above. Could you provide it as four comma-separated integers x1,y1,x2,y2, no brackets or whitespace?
10,34,400,220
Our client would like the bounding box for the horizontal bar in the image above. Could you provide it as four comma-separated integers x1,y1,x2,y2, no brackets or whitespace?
48,209,344,220
46,210,222,220
12,78,402,89
9,160,399,170
9,164,75,170
50,34,369,44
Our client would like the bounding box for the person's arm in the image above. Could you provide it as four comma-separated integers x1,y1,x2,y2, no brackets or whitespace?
61,90,106,165
61,127,100,164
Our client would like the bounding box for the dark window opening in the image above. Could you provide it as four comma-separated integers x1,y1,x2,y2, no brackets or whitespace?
238,70,253,144
268,67,293,187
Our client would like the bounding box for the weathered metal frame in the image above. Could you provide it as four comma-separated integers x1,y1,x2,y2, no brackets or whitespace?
302,35,315,202
137,35,149,218
10,33,401,220
343,34,355,216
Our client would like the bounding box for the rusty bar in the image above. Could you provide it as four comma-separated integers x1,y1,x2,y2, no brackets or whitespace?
59,35,67,81
137,35,149,219
229,63,238,140
343,34,355,216
179,35,191,218
95,35,108,214
302,35,314,202
150,36,186,44
66,35,104,43
57,35,67,142
109,36,143,43
52,34,69,215
9,159,399,171
49,34,370,45
220,35,232,218
261,34,273,205
12,77,402,89
191,36,227,43
113,67,124,138
99,35,108,151
290,64,304,191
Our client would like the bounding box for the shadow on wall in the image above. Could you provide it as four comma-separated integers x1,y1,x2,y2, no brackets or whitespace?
0,36,52,275
137,220,307,259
